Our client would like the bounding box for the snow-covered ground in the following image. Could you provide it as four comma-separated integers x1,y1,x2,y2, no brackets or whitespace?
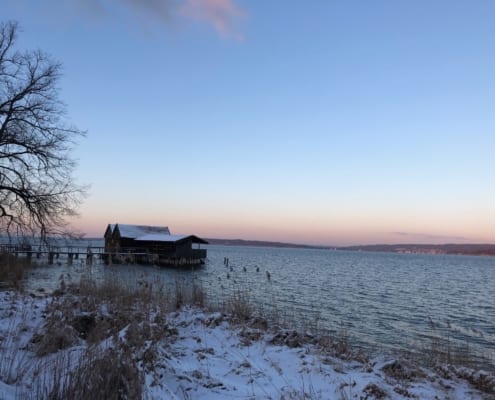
0,289,493,399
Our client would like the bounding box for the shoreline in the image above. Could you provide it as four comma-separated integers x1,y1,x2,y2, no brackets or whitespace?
0,275,493,399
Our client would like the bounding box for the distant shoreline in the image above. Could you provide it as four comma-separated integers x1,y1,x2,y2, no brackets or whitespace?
338,243,495,256
205,238,333,250
204,238,495,256
7,235,495,257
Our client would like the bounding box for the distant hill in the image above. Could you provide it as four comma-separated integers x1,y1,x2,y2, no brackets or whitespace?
205,239,495,256
338,243,495,256
205,238,331,250
85,235,495,256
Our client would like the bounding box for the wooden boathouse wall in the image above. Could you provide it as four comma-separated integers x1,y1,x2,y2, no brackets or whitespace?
0,241,207,268
104,223,208,266
0,224,208,268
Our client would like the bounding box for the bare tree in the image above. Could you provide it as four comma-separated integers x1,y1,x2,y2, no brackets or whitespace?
0,21,86,240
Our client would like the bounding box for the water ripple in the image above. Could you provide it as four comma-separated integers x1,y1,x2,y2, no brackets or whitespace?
23,244,495,369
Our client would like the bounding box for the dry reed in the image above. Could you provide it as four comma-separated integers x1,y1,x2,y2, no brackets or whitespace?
2,266,493,398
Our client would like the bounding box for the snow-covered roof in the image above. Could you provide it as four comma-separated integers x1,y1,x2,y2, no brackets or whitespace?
104,224,115,236
135,234,189,243
115,224,170,239
135,234,208,244
109,224,207,244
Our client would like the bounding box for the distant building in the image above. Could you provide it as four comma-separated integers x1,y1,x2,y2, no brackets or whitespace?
104,223,208,266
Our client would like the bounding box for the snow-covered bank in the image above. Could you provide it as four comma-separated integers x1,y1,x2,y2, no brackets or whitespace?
0,289,493,399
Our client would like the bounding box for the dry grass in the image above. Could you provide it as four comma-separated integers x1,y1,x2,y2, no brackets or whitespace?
437,365,495,395
216,272,493,380
173,278,207,309
224,288,253,322
33,273,174,356
23,272,184,399
30,346,143,400
0,253,30,288
3,268,494,398
381,359,426,381
404,317,491,372
0,294,34,385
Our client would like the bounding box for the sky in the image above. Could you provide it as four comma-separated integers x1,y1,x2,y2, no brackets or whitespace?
3,0,495,246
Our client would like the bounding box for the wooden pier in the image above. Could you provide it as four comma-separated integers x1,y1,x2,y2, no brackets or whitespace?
0,244,206,268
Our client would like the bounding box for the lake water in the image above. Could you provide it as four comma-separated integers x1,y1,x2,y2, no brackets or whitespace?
22,243,495,369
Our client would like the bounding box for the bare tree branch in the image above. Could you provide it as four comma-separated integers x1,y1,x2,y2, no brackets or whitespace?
0,21,87,240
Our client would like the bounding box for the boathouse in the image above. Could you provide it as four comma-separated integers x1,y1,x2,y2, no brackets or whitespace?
104,223,208,266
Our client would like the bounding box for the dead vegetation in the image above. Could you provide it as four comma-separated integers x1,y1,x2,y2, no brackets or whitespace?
174,279,205,309
362,382,387,399
381,360,426,381
31,347,143,400
223,288,253,322
31,273,179,357
1,269,494,399
436,364,495,395
16,272,182,399
0,253,30,288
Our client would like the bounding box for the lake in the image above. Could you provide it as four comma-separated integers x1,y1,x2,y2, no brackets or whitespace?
22,243,495,369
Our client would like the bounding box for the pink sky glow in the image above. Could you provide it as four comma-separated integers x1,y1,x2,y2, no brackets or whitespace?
181,0,246,39
73,212,493,247
10,1,494,247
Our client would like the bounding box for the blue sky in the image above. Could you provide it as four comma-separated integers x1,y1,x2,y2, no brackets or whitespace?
4,0,495,245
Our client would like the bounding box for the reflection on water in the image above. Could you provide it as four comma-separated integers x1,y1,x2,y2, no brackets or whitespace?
22,243,495,368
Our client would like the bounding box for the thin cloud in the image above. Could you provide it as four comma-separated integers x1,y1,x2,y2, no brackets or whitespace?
181,0,247,40
66,0,246,39
68,0,176,22
67,0,108,18
122,0,177,22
